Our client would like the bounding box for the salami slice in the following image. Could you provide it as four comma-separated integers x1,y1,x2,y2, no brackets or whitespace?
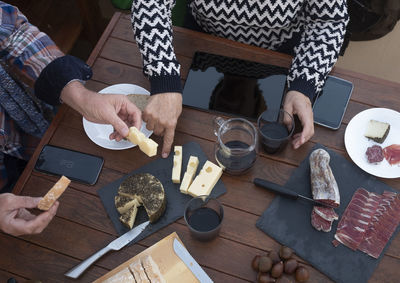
365,145,384,163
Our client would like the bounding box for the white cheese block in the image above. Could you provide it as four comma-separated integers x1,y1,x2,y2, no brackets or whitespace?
102,267,135,283
127,127,158,157
172,146,183,183
138,138,158,157
364,119,390,143
179,156,199,194
128,126,146,145
187,160,222,197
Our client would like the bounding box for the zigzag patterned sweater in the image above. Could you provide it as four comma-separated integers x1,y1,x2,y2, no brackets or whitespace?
131,0,349,102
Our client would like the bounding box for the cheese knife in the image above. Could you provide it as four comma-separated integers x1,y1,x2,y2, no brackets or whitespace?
64,221,150,279
253,178,336,208
173,238,213,283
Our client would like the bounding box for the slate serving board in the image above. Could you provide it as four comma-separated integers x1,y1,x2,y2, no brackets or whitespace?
256,144,400,283
98,141,226,242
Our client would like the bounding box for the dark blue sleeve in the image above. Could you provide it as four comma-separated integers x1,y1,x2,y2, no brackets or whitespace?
34,55,93,105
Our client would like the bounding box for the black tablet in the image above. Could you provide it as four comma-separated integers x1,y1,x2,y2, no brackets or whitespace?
182,52,353,130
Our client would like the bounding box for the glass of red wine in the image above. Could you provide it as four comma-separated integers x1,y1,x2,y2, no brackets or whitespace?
214,117,258,174
184,195,224,241
257,109,295,154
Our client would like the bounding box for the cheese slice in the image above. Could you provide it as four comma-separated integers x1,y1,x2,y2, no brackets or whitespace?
127,126,158,157
179,156,199,194
37,175,71,210
172,146,183,183
102,267,135,283
187,160,222,197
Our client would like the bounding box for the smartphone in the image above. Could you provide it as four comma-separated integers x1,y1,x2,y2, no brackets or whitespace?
313,76,354,130
34,145,104,185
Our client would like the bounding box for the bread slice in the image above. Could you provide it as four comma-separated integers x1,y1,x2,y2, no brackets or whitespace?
37,175,71,210
364,119,390,143
141,255,166,283
129,261,150,283
102,267,136,283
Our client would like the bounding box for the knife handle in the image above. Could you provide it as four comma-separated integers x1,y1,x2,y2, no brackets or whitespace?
253,178,298,200
64,245,112,279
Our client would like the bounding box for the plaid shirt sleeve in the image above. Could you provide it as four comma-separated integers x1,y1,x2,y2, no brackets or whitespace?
0,1,64,86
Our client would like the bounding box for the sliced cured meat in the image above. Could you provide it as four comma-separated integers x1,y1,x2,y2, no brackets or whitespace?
358,191,400,258
313,206,338,222
383,144,400,165
309,149,340,207
333,188,381,250
365,145,384,163
311,209,333,232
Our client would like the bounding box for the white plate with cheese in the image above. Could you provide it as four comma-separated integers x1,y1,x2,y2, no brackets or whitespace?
83,84,153,150
344,108,400,178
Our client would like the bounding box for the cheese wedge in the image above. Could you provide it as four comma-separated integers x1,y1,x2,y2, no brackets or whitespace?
172,146,182,183
187,160,222,197
127,126,158,157
115,195,140,214
119,204,139,229
38,175,71,210
179,156,199,194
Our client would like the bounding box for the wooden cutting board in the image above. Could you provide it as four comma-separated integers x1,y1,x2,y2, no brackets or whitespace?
94,232,200,282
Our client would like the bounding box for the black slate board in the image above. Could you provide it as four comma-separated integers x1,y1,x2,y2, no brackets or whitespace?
256,144,400,283
98,141,226,242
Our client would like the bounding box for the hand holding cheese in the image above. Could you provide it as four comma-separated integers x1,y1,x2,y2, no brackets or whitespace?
187,160,222,197
0,193,59,236
127,127,158,157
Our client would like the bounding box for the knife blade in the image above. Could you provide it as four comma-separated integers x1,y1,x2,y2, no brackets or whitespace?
253,178,337,208
64,221,150,279
173,238,213,283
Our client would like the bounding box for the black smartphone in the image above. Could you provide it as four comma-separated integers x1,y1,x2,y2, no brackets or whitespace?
34,145,104,185
313,75,354,130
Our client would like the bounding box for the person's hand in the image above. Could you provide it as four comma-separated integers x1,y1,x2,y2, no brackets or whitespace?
143,92,182,158
60,81,142,141
283,90,314,149
0,193,59,236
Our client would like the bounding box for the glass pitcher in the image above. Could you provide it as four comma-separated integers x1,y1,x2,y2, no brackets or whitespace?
213,117,257,175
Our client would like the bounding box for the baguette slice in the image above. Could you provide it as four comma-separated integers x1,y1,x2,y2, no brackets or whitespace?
38,175,71,210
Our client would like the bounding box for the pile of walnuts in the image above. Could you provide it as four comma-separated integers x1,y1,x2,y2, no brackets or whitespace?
252,246,309,283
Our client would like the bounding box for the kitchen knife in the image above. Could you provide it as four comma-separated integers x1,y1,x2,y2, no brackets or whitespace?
64,221,150,279
253,178,336,208
173,238,213,283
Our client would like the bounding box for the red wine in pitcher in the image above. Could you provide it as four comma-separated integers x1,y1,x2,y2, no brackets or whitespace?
215,140,256,174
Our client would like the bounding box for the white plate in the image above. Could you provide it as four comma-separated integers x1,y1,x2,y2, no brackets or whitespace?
344,108,400,178
82,83,152,150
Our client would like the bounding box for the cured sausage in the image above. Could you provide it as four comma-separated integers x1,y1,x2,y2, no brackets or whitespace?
309,149,340,207
309,149,340,232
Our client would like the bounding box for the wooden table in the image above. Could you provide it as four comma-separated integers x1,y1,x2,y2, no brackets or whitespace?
2,12,400,282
